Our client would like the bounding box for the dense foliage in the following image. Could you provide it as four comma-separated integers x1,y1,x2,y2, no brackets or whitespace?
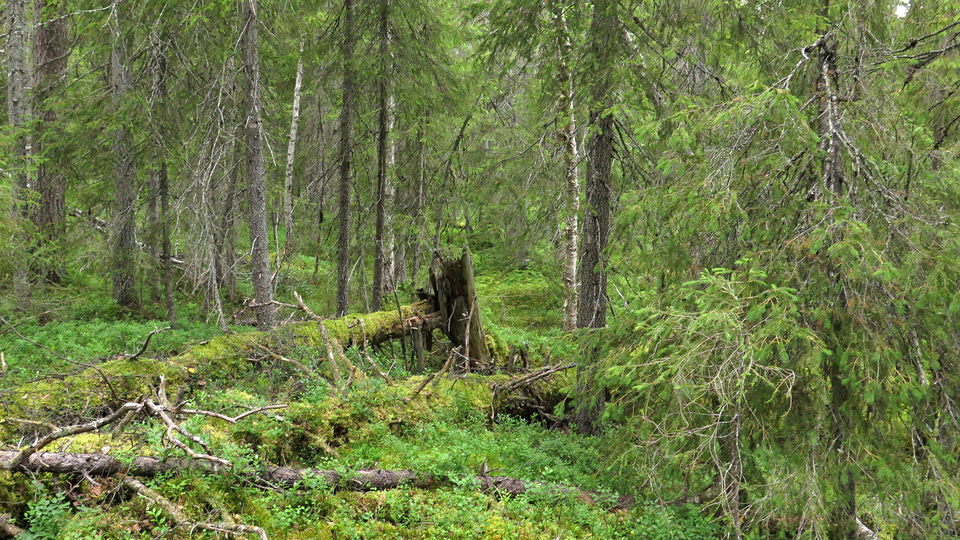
2,0,958,537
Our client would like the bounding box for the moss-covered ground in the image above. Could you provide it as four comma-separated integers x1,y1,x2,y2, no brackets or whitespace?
0,265,719,538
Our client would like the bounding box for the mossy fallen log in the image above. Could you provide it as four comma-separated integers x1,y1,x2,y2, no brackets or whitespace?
0,301,443,430
0,450,634,509
2,252,499,427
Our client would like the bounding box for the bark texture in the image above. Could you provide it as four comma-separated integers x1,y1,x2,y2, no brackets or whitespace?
109,2,139,309
283,40,305,255
8,0,30,299
32,0,70,282
552,1,580,332
373,0,395,310
0,451,633,509
577,0,615,330
336,0,357,316
241,0,276,328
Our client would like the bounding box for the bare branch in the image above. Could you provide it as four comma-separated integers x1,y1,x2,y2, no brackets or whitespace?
4,402,143,470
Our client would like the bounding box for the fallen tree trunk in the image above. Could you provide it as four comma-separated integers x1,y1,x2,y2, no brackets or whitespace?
0,451,633,509
2,253,490,427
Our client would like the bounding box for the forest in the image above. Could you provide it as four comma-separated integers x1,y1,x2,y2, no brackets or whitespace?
1,0,958,538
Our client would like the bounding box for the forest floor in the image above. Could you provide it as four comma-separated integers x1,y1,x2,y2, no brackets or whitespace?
0,259,719,539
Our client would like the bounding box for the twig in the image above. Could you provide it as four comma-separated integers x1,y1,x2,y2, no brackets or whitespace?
357,319,393,384
179,404,287,424
318,322,343,387
122,477,267,540
409,346,460,398
252,343,316,376
145,398,231,467
4,402,143,470
123,326,171,360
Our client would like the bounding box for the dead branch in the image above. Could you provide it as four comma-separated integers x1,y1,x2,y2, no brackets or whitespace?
410,346,460,398
252,343,316,376
356,318,394,384
123,326,171,360
318,321,344,387
122,477,267,540
494,363,576,396
145,398,231,468
3,402,143,470
292,290,322,321
178,404,287,424
0,513,22,538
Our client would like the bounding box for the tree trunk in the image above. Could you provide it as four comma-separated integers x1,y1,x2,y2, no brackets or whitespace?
552,1,580,332
577,0,615,331
0,450,632,509
430,251,492,367
32,0,70,284
241,0,276,328
410,120,427,282
109,2,139,310
815,2,857,536
283,40,305,256
148,35,177,327
8,0,31,301
218,121,243,304
336,0,357,317
373,0,394,311
160,161,177,326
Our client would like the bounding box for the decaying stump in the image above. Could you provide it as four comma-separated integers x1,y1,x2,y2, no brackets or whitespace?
430,250,492,370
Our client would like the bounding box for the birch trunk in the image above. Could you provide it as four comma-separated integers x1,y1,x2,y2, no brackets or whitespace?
552,2,580,332
283,40,305,255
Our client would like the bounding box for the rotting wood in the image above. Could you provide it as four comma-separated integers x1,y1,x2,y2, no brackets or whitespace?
429,251,492,367
0,451,635,511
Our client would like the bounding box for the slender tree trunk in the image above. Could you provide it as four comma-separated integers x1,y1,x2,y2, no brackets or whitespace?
373,0,393,310
577,0,614,330
411,121,426,282
109,2,139,310
241,0,275,328
217,100,242,304
32,0,69,283
218,150,240,303
336,0,357,316
283,40,305,256
814,2,856,536
150,38,177,327
552,1,580,332
8,0,31,300
573,0,617,435
159,162,176,326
